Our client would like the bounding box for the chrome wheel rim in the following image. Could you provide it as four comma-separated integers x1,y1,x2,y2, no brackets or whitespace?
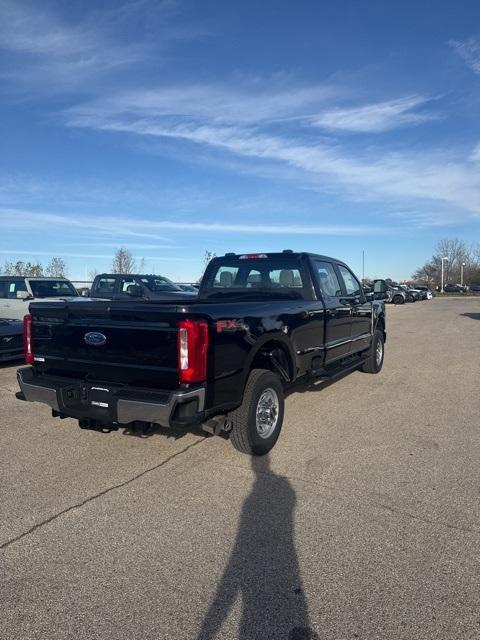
256,388,279,439
375,340,383,367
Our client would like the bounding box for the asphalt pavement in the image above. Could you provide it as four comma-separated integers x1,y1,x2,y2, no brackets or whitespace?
1,297,479,640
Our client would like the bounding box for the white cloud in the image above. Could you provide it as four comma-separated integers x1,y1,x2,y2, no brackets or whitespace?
65,105,480,218
0,249,193,261
470,143,480,163
0,208,383,237
449,37,480,74
0,1,170,89
310,96,437,133
65,82,341,127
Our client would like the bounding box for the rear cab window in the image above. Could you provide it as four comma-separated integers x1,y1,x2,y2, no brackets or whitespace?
202,255,309,299
95,277,117,294
29,280,78,297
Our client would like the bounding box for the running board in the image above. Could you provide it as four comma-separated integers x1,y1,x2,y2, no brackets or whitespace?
311,355,367,380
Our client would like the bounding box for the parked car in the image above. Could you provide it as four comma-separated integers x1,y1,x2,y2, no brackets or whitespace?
385,285,408,304
444,283,467,293
0,319,23,362
412,285,433,300
17,251,388,456
468,283,480,293
0,277,79,320
90,273,196,301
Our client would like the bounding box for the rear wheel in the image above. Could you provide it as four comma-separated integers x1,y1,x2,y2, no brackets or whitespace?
393,295,404,305
361,329,384,374
228,369,285,455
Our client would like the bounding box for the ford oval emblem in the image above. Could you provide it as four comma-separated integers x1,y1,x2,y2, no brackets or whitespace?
84,332,107,347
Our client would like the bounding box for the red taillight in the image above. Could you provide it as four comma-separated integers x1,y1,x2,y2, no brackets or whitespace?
23,314,34,365
178,319,209,383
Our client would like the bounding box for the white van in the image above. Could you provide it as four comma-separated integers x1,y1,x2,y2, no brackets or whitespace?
0,277,79,319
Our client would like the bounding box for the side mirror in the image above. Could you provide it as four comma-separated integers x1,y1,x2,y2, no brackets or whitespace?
126,285,143,297
373,279,388,294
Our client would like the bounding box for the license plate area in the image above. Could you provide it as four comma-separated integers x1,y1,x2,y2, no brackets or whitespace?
88,385,111,409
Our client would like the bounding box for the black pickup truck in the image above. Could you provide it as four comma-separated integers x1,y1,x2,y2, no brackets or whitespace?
17,252,387,455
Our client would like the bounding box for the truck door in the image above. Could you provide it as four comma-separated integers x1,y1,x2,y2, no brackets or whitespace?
313,260,352,363
336,264,372,354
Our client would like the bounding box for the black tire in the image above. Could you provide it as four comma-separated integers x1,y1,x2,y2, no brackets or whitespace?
393,295,404,305
228,369,285,455
361,329,385,374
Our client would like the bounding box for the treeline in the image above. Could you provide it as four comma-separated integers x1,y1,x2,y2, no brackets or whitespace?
2,257,67,278
412,238,480,287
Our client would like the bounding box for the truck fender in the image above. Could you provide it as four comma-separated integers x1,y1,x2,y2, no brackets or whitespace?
242,332,296,388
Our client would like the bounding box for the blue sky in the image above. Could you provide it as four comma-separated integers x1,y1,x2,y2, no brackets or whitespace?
1,0,479,282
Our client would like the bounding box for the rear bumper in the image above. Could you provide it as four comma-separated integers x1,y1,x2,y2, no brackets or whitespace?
16,367,205,428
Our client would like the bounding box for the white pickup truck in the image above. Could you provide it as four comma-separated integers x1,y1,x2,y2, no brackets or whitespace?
0,276,79,319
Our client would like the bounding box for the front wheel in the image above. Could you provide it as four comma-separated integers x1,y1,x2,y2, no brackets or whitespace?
393,295,404,305
361,329,385,374
228,369,285,455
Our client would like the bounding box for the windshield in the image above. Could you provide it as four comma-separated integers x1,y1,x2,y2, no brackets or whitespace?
29,280,78,297
139,276,180,292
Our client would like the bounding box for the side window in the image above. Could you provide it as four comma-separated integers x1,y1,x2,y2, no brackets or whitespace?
0,282,7,298
337,265,362,297
314,261,341,298
7,280,27,299
96,277,116,293
119,277,138,293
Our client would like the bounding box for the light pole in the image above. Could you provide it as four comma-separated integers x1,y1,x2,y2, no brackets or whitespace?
461,262,465,288
441,256,448,293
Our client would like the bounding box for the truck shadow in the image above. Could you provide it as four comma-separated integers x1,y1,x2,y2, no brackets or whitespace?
119,370,358,440
196,454,318,640
120,422,207,440
460,312,480,321
285,368,357,399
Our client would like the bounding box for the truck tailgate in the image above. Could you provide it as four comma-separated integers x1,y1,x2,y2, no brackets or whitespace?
30,300,181,389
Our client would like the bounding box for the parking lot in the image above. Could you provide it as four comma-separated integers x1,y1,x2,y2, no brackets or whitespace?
0,297,479,640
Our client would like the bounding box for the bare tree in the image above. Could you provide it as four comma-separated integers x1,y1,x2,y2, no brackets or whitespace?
46,257,67,278
2,260,44,276
199,249,216,281
412,238,480,287
112,248,136,274
88,268,99,281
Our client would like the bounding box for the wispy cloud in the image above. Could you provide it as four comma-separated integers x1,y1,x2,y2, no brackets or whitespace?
310,96,437,133
0,249,193,261
0,0,181,90
66,101,480,218
65,82,341,127
449,36,480,74
0,208,383,237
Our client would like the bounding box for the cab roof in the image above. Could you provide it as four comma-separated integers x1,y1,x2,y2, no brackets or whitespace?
218,251,348,267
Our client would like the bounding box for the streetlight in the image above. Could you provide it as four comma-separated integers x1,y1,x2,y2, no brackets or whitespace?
461,262,466,288
441,256,448,293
